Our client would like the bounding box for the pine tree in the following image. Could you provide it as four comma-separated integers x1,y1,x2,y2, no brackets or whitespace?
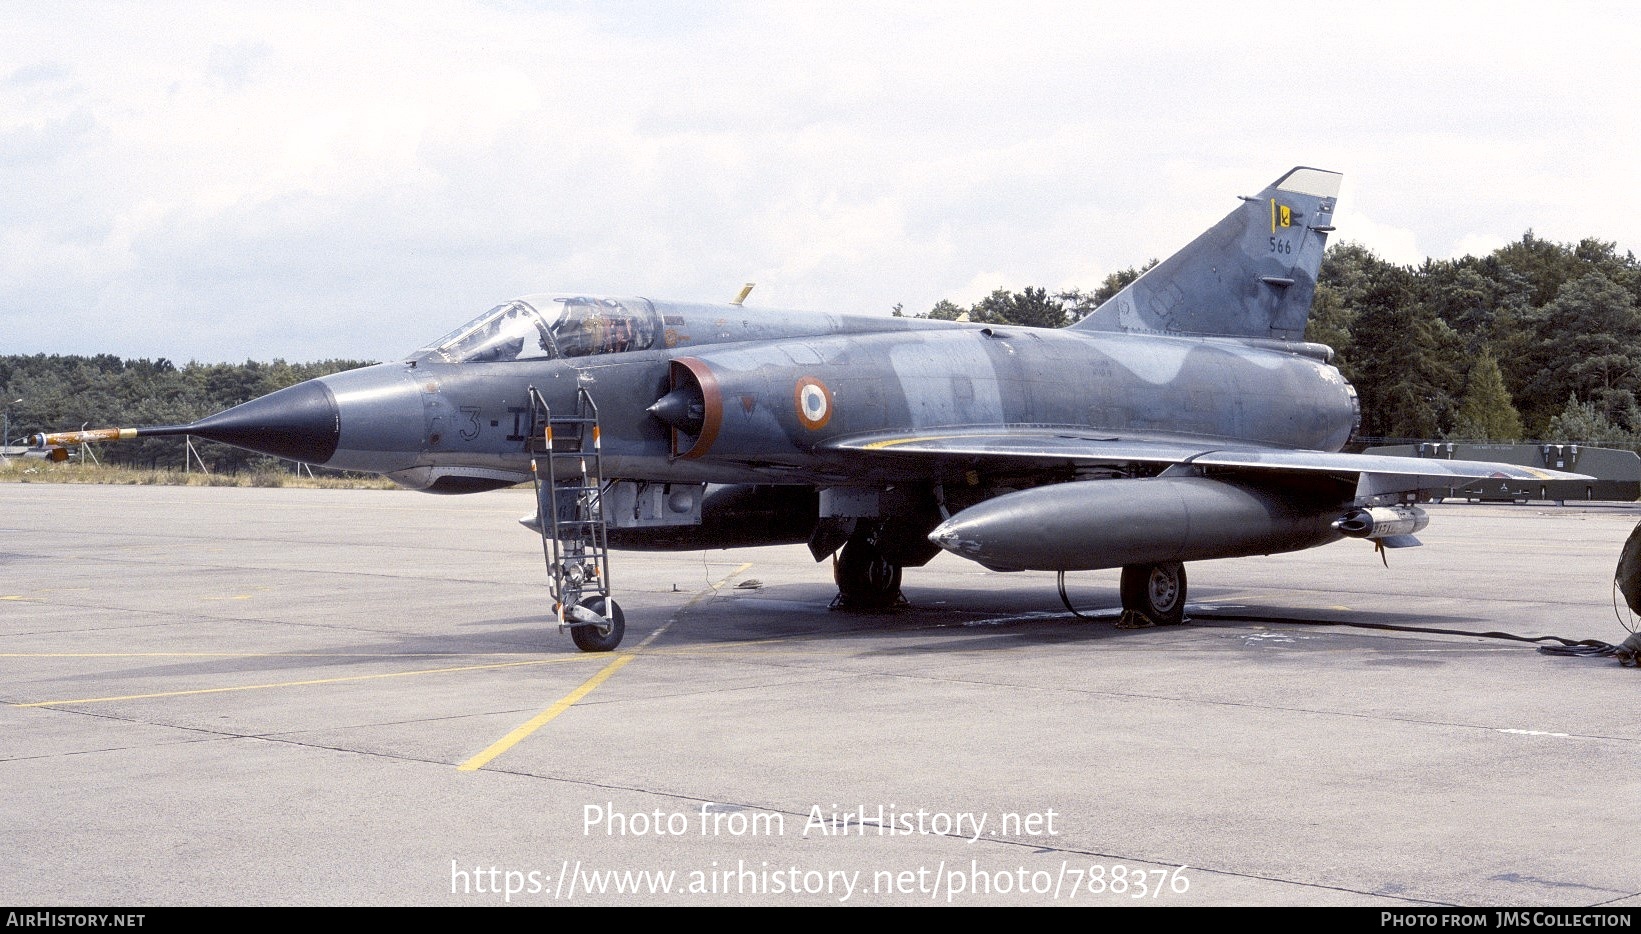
1449,352,1524,440
1547,395,1636,447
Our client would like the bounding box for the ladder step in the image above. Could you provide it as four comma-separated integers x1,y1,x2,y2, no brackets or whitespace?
527,384,611,614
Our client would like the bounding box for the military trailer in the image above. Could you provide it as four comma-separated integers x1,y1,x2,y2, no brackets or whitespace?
1363,442,1640,503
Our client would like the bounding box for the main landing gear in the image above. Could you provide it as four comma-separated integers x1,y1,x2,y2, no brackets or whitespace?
1057,560,1189,626
1118,561,1188,627
832,530,904,609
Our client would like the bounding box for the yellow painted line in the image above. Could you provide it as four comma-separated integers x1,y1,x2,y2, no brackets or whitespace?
858,432,1050,451
457,654,636,771
13,656,583,708
704,562,754,592
458,561,754,772
861,434,961,450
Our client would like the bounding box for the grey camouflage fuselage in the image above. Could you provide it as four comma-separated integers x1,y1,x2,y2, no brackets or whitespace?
316,307,1360,492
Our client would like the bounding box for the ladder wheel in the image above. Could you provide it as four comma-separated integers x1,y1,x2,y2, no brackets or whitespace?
570,597,625,652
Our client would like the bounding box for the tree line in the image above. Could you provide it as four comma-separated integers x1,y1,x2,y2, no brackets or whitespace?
6,230,1639,473
0,356,372,472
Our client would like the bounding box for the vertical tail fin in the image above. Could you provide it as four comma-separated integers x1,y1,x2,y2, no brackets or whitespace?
1072,166,1341,341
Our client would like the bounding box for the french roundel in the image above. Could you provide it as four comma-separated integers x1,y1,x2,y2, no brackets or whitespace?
794,377,832,430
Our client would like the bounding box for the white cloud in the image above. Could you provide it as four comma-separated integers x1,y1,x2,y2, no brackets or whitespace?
1332,213,1425,268
4,2,1641,359
1449,233,1514,262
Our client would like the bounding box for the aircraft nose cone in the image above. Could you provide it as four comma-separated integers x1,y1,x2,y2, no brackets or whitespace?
186,379,341,464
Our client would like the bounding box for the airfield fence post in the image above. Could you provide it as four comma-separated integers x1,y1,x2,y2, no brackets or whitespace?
184,437,209,475
79,422,100,465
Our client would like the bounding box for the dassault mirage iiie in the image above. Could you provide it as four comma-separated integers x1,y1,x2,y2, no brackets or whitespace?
39,167,1585,651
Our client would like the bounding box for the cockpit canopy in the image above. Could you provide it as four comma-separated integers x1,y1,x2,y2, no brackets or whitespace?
415,295,661,364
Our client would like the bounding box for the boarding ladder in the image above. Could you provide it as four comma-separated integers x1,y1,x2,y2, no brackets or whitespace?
527,386,614,640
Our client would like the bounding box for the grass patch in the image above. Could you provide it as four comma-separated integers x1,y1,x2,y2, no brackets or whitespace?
0,460,402,489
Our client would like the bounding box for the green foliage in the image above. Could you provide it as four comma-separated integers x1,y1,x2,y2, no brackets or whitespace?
2,355,375,473
1495,231,1639,308
1518,272,1641,432
1303,285,1353,357
975,287,1069,328
1341,260,1466,439
921,288,1068,327
919,261,1161,328
1316,233,1641,444
1546,395,1638,447
1449,352,1524,441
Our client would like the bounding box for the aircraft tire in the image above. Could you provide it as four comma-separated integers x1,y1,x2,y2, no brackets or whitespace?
834,538,903,609
1120,562,1187,626
570,597,625,652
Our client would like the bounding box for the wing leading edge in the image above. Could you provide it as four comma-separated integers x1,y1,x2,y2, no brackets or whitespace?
824,428,1590,495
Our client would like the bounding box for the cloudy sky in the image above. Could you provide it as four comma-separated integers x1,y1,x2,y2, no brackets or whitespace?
3,1,1638,362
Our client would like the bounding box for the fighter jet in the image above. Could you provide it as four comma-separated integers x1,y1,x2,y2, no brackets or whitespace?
37,167,1585,651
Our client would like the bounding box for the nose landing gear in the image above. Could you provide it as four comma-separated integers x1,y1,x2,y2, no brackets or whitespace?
566,596,626,653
